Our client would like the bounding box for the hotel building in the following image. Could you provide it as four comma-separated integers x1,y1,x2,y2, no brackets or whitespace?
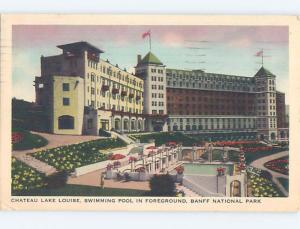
35,41,145,135
34,41,288,141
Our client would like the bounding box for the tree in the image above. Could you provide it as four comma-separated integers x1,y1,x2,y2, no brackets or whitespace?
149,174,176,196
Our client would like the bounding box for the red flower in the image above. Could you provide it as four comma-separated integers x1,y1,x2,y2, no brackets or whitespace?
109,154,126,160
12,132,24,144
129,156,137,162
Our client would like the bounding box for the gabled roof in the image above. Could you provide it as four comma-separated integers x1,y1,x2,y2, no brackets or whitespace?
139,52,163,65
255,66,275,77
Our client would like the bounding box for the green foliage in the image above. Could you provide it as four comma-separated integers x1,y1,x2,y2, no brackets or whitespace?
278,177,289,192
45,171,69,189
11,157,47,194
245,148,285,164
12,128,48,151
131,132,196,146
149,174,176,196
32,138,127,172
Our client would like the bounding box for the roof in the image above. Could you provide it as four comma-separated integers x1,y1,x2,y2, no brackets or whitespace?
139,52,163,65
57,41,104,53
255,66,275,77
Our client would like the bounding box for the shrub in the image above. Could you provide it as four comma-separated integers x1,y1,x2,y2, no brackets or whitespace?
149,174,176,196
45,170,69,189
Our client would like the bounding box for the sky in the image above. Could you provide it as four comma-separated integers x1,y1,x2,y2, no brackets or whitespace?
12,25,289,103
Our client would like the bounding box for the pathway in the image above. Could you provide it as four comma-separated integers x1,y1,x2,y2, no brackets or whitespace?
13,131,106,175
250,150,289,196
68,169,150,191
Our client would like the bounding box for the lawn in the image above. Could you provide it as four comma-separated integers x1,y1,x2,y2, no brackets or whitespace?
32,138,127,172
245,148,286,164
11,157,47,194
130,132,197,146
12,128,48,151
13,184,147,196
278,177,289,192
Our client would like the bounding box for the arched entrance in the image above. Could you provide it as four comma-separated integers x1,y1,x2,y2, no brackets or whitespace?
58,115,74,129
131,119,136,131
271,133,276,141
114,118,121,131
280,131,285,139
260,134,265,140
173,124,178,131
123,119,129,131
230,180,241,197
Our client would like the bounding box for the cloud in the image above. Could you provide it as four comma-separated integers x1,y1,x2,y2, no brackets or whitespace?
161,32,184,47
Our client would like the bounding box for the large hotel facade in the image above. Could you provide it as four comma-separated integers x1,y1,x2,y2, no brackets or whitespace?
34,41,288,141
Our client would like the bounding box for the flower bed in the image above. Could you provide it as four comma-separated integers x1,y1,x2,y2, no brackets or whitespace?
264,156,289,175
12,129,48,151
12,157,47,194
249,173,283,197
32,138,126,172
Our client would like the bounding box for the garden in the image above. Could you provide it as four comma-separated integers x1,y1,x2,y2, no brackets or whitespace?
12,157,47,195
130,132,197,146
248,173,283,197
32,138,127,172
264,156,289,175
12,127,48,151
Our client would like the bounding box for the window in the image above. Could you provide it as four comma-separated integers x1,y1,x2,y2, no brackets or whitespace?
62,83,69,91
63,98,70,106
88,119,93,129
58,115,74,129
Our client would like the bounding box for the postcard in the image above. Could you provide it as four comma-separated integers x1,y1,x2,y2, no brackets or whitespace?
0,14,299,211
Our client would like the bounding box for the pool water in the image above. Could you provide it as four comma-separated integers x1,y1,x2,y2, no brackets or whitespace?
183,163,233,176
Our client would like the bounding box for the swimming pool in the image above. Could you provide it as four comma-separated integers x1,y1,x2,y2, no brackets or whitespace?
183,163,234,176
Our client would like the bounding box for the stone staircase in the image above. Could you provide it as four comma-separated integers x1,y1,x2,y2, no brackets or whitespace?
177,184,201,197
110,131,136,144
15,154,57,176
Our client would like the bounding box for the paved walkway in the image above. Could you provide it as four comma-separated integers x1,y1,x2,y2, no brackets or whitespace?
68,169,150,191
13,131,105,175
250,150,289,196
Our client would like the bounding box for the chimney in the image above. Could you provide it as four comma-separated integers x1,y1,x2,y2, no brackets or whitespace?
137,54,142,64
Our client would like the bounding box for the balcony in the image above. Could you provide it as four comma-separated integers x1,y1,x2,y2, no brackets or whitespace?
112,88,119,94
102,85,109,91
121,90,127,97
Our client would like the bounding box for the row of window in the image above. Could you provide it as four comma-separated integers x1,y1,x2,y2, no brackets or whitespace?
151,85,164,90
151,76,164,82
167,81,252,92
151,101,164,106
151,68,164,74
167,72,253,83
87,100,142,114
